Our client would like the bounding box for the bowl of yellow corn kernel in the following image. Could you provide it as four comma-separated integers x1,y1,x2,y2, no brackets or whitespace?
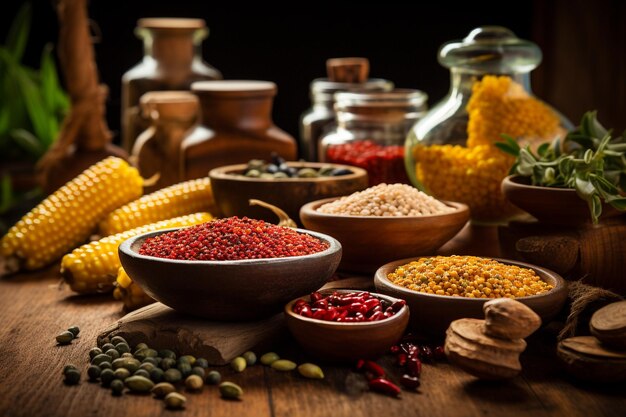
374,255,567,336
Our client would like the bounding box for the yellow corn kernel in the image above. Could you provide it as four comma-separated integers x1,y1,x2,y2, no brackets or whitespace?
98,178,215,236
61,212,212,294
113,267,155,311
1,157,143,271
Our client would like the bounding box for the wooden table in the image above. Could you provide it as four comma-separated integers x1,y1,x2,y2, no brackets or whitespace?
0,225,625,417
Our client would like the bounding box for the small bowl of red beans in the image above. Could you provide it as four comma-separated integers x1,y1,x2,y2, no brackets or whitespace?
119,216,342,321
284,290,409,362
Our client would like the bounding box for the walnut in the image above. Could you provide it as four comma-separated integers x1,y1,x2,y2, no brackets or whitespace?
483,298,541,339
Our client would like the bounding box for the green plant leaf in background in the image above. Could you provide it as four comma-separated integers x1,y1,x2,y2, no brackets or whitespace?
4,2,31,62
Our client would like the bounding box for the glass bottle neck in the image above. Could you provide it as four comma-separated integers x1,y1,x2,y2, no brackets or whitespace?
449,68,531,97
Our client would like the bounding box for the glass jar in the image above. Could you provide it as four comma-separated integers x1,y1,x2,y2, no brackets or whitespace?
320,89,428,186
405,26,572,222
131,91,199,192
121,18,222,151
180,80,297,180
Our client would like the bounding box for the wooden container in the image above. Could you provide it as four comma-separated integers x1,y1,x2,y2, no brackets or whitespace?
181,81,297,180
131,91,199,192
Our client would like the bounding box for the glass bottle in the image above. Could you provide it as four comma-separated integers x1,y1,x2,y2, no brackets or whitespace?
300,77,393,161
121,18,222,151
180,80,297,180
131,91,199,192
320,89,428,186
405,26,572,222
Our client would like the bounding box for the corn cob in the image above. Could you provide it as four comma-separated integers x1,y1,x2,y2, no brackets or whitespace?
113,267,155,311
98,178,215,236
61,212,212,294
1,157,143,272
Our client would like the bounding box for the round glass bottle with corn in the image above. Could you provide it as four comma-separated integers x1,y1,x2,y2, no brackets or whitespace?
405,26,572,222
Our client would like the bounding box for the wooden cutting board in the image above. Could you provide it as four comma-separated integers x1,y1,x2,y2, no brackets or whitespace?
97,277,373,365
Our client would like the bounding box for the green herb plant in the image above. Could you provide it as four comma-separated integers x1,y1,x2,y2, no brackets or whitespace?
0,3,69,232
496,111,626,223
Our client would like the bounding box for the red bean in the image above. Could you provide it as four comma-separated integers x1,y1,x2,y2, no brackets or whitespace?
310,292,323,302
369,311,384,321
363,361,386,378
364,298,380,311
407,357,422,377
396,353,407,367
390,300,406,312
299,306,312,318
433,345,446,360
400,374,421,390
368,378,401,398
293,291,405,323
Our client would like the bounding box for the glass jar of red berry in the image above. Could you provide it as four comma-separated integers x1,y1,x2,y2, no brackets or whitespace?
320,90,427,186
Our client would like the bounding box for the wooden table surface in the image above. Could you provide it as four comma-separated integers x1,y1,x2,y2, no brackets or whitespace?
0,224,625,417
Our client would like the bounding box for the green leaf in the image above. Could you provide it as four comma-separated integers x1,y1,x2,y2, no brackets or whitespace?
588,111,609,139
575,175,595,199
13,65,51,145
5,2,32,63
9,128,44,157
607,196,626,211
537,143,550,157
591,195,602,223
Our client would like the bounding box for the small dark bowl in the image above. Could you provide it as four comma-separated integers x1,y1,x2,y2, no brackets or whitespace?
502,175,623,225
209,162,368,225
374,256,568,337
119,228,342,321
284,289,409,362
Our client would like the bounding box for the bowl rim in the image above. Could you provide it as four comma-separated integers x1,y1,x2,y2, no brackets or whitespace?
119,226,342,265
284,288,409,327
209,162,368,183
503,174,577,193
374,255,566,302
300,196,469,221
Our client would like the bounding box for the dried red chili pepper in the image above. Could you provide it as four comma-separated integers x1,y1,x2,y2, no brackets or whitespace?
368,378,401,398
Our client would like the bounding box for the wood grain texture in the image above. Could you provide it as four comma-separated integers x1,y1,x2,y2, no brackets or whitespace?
1,227,626,417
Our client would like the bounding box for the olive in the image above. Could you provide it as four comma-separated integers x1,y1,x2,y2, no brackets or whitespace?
331,168,353,176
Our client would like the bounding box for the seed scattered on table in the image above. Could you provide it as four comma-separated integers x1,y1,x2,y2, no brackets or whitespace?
219,381,243,400
164,392,187,409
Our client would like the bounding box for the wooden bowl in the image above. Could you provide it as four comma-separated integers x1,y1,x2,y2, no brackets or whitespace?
501,175,623,225
284,289,409,362
374,257,568,337
119,228,342,321
300,198,469,273
209,163,368,225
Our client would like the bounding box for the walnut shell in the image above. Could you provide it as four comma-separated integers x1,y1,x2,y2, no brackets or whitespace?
483,298,541,340
444,318,524,380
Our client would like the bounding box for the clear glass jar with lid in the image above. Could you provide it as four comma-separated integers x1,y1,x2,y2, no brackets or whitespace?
320,89,428,186
405,26,572,222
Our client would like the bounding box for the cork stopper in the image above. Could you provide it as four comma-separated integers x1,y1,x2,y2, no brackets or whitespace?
326,57,369,83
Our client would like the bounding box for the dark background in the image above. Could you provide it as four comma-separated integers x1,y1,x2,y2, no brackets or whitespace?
2,0,625,143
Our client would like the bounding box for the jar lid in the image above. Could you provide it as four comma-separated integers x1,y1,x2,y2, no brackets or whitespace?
191,80,277,97
140,91,198,121
138,18,206,30
334,89,428,110
310,78,394,102
438,26,542,73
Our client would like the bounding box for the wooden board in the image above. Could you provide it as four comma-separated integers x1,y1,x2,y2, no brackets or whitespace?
97,303,286,365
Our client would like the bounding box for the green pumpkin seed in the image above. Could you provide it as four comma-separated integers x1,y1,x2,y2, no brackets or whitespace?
100,368,115,387
231,357,246,373
134,348,158,361
99,361,112,370
206,370,221,385
101,343,115,352
158,349,176,360
297,363,324,379
87,365,101,381
139,362,155,372
134,369,150,379
178,362,192,377
185,374,203,391
92,353,112,366
163,368,182,383
151,382,176,398
271,360,297,371
242,351,257,366
64,369,80,385
150,368,164,383
89,347,102,360
219,381,243,399
67,326,80,337
114,368,130,380
105,349,120,360
110,379,124,396
165,392,187,409
260,352,280,365
134,343,148,352
297,168,319,178
194,358,208,369
161,357,176,370
179,355,195,365
191,366,205,379
63,364,78,374
112,357,141,373
56,331,74,345
121,352,133,358
115,343,130,355
110,335,127,345
125,375,154,393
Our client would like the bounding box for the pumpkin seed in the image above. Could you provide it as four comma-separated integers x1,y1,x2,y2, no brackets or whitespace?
219,381,243,400
185,374,203,391
260,352,280,365
152,382,176,398
231,357,246,373
297,363,324,379
206,370,221,385
165,392,186,409
242,351,257,366
125,375,154,393
56,331,74,345
271,359,297,371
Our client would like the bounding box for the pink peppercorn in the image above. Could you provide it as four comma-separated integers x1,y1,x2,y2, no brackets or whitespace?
139,217,329,261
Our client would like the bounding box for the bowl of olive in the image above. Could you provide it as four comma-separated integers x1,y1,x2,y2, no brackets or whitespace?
209,155,368,225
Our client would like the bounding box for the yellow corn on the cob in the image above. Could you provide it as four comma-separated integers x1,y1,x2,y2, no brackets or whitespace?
113,267,155,311
61,212,212,294
98,178,215,236
1,157,143,272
